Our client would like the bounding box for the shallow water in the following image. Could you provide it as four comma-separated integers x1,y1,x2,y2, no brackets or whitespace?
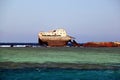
0,47,120,80
0,68,120,80
0,47,120,64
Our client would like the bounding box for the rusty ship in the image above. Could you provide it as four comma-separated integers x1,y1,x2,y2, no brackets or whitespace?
38,29,73,47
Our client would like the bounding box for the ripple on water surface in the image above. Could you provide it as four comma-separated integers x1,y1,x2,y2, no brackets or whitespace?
0,68,120,80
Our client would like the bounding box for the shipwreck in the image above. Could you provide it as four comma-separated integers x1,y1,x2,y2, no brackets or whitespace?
38,29,73,47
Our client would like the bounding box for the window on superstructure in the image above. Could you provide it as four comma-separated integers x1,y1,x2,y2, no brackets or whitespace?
53,30,56,32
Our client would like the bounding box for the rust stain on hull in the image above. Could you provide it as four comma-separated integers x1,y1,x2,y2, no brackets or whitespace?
47,40,68,47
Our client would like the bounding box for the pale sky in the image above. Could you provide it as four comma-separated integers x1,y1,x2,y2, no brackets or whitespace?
0,0,120,43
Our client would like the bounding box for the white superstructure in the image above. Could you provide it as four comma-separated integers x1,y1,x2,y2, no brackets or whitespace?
39,29,67,37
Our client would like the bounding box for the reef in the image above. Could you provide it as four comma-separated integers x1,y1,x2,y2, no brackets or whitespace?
0,62,120,70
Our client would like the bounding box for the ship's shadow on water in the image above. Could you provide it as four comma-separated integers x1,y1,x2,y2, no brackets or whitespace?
0,68,120,80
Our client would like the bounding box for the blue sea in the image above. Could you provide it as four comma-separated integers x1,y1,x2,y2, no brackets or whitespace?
0,68,120,80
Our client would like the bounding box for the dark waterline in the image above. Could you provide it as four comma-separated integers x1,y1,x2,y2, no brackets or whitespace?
0,68,120,80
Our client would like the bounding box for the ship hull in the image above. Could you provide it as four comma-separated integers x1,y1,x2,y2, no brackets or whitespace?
38,38,69,47
47,40,68,47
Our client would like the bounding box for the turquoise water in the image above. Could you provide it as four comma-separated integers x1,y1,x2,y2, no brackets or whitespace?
0,68,120,80
0,47,120,80
0,47,120,64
